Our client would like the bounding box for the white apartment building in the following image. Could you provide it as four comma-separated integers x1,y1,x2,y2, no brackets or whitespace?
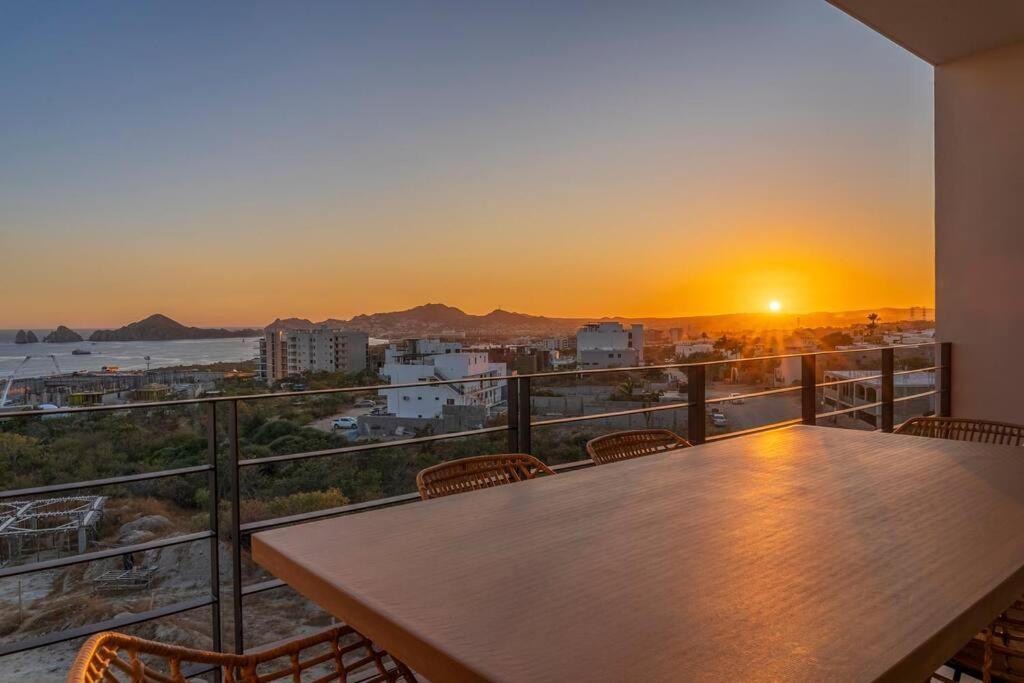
576,322,644,369
674,339,715,358
378,339,506,419
259,325,369,383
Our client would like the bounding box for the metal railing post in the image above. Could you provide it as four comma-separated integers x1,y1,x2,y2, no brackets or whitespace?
801,354,816,425
939,342,952,417
227,399,244,654
517,377,532,454
506,377,520,452
206,401,222,669
686,365,706,445
881,348,895,432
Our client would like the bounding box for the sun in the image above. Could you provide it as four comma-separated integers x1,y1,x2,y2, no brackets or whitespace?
768,300,782,312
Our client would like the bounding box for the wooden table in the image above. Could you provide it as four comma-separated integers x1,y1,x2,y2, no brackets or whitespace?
252,426,1024,682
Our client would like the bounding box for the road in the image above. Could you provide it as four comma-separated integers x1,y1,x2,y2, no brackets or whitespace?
308,404,375,432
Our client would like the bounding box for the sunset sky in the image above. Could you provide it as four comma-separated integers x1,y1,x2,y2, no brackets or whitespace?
1,1,934,328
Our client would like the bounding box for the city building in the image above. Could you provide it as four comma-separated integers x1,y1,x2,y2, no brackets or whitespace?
576,322,644,369
674,339,715,358
259,324,369,383
377,339,506,419
821,369,937,427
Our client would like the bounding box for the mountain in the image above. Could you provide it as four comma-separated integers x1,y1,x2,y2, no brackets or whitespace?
264,304,933,339
89,314,260,341
14,329,39,344
43,325,84,343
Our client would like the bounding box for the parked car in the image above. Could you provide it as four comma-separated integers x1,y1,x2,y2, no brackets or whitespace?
711,412,728,427
331,417,358,430
729,392,744,404
354,399,376,408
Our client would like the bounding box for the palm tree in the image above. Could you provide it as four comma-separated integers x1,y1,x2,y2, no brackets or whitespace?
867,312,880,334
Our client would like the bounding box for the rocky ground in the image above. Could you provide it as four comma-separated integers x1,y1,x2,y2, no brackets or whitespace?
0,502,333,682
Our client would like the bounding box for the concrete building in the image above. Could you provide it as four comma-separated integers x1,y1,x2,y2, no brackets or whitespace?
259,324,369,383
674,339,715,358
821,369,937,428
378,339,506,419
827,1,1024,423
576,323,644,369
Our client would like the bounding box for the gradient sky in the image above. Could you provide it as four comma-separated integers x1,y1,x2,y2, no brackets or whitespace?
1,0,934,328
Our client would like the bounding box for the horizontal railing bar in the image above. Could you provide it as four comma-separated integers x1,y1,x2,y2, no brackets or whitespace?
817,374,883,388
893,389,939,403
530,401,691,428
894,366,938,376
0,343,942,417
0,464,213,501
238,426,507,467
0,594,215,657
705,385,801,404
816,401,884,420
0,531,213,579
241,578,286,596
240,492,421,534
706,418,803,442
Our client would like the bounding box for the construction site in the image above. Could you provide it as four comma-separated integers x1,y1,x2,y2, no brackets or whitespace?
0,496,105,566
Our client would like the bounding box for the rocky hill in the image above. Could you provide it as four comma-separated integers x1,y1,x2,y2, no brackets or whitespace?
14,329,38,344
89,314,260,341
43,325,84,343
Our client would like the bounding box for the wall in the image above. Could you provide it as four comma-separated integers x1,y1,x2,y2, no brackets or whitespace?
935,41,1024,422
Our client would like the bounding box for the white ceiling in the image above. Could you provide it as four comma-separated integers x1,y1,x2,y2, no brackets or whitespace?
827,0,1024,65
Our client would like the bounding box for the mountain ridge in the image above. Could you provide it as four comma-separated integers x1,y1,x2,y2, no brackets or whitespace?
89,314,261,341
262,304,932,338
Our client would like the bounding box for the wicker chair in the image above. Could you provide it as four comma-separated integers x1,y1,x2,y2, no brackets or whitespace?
67,624,415,683
585,429,692,466
416,453,556,500
898,416,1024,682
896,416,1024,446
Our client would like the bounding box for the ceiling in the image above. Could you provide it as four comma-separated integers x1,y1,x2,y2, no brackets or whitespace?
827,0,1024,65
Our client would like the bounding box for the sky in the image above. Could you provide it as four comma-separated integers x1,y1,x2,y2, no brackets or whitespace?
0,0,934,328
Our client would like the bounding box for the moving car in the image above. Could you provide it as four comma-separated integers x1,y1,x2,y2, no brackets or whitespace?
331,417,358,430
729,393,744,404
711,412,728,427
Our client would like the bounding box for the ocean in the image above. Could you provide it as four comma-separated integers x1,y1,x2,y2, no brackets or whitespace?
0,330,260,379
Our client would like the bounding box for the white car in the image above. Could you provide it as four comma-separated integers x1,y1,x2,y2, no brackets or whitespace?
354,399,376,408
331,417,358,430
729,393,744,404
711,412,728,427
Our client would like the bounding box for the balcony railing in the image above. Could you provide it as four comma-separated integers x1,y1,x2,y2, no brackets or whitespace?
0,342,950,673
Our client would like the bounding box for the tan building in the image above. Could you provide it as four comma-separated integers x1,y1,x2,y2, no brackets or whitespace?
259,325,369,383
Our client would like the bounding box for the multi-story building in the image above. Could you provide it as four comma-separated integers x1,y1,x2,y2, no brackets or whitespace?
259,324,369,383
576,322,644,369
377,339,506,419
674,339,715,358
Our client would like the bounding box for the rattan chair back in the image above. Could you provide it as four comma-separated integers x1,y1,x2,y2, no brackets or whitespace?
67,625,414,683
895,416,1024,446
416,453,555,500
585,429,692,466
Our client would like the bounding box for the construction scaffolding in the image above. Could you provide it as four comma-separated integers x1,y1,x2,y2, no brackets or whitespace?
0,496,106,565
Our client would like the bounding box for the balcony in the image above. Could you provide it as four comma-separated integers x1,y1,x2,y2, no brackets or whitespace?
0,343,950,679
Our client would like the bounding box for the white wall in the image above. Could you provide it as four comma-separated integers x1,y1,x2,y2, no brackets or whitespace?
936,41,1024,422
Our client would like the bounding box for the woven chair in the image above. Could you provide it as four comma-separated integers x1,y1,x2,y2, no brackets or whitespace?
585,429,692,466
928,599,1024,683
67,624,415,683
416,453,556,500
898,416,1024,682
896,416,1024,446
